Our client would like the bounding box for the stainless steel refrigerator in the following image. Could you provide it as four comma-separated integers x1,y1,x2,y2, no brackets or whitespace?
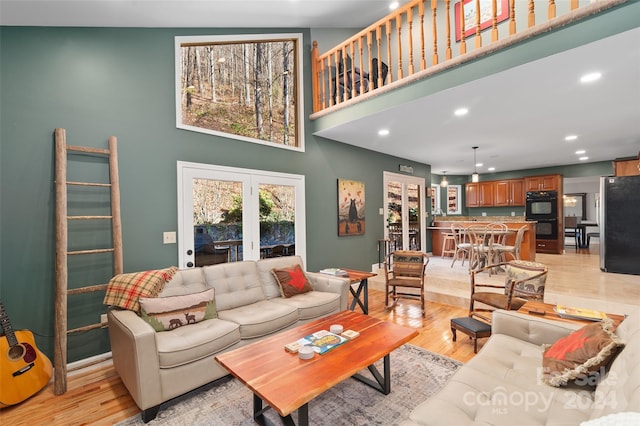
599,175,640,275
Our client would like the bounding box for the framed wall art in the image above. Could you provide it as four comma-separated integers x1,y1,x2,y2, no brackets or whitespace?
447,185,462,215
455,0,509,41
337,179,365,236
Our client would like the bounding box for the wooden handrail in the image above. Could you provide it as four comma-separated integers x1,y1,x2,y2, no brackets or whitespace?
311,0,623,113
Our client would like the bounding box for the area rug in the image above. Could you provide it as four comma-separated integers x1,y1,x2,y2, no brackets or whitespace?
116,344,461,426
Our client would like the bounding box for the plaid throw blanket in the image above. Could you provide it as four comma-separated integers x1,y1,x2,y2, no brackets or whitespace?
103,266,178,312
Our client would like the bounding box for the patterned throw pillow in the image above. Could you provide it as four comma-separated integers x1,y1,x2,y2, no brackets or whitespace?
506,260,547,300
139,288,217,332
271,264,313,298
541,318,623,387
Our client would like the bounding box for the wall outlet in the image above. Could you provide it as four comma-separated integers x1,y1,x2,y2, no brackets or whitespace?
100,313,108,324
163,231,177,244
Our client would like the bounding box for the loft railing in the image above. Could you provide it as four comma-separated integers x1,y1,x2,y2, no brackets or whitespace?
311,0,624,113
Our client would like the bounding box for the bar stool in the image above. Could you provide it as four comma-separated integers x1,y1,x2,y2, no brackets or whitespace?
442,232,456,258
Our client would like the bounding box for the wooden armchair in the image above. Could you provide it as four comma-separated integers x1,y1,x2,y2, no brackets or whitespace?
384,250,429,317
469,260,548,323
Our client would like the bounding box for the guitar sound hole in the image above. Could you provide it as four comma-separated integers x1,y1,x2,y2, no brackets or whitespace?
7,343,26,361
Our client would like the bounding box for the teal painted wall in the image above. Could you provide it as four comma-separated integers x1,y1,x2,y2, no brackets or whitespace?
0,27,430,362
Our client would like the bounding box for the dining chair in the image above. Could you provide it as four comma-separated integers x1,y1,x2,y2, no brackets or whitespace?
451,224,472,268
267,244,285,257
384,250,429,317
468,223,504,275
469,260,548,323
467,225,489,272
497,225,527,261
564,216,581,249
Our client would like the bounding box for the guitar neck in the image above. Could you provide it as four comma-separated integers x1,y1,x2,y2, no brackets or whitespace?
0,301,18,347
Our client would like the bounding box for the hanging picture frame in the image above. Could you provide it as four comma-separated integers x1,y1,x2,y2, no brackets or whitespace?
455,0,510,42
447,185,462,215
337,179,365,236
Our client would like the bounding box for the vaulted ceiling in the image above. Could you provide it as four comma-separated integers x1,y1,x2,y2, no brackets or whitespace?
2,0,638,175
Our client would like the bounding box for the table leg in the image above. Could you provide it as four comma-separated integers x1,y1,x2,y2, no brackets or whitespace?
253,393,307,426
351,354,391,395
349,279,368,314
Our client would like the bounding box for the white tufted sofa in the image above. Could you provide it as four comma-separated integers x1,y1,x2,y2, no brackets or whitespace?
107,256,349,422
401,309,640,425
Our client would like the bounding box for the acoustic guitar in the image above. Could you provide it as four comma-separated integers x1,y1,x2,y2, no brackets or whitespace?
0,300,52,407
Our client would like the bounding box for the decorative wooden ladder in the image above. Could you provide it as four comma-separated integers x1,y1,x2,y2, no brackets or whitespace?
53,128,123,394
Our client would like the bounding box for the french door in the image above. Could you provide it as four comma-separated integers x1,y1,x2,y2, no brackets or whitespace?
177,161,306,269
383,172,426,253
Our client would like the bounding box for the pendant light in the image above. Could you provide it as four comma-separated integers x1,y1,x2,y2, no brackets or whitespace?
440,171,448,187
471,146,479,182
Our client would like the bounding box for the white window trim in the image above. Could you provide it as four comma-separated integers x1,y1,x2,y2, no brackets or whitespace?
431,184,442,214
177,161,306,268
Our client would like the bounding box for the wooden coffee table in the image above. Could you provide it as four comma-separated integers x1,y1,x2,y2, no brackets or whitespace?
215,310,418,426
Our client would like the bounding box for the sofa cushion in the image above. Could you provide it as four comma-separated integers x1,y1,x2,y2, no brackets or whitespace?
202,261,266,311
139,288,217,332
160,268,207,297
256,256,305,299
217,300,298,339
104,266,178,312
542,319,623,387
271,291,341,320
271,264,314,298
588,310,640,418
155,318,240,368
407,334,592,425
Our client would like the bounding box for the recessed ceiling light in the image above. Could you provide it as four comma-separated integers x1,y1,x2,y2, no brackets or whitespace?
565,135,578,141
378,129,389,136
488,167,496,171
579,156,589,161
475,163,483,167
389,2,399,10
454,107,468,117
575,150,586,155
580,72,602,84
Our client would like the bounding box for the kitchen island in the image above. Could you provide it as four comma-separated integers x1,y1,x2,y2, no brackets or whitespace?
429,217,536,261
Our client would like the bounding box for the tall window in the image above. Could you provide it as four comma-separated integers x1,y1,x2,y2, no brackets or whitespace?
177,162,306,268
175,34,304,151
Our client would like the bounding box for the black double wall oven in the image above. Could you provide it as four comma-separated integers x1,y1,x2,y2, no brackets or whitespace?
526,190,559,241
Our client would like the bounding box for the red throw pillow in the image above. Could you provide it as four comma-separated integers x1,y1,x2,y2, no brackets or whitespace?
542,318,623,387
271,264,313,298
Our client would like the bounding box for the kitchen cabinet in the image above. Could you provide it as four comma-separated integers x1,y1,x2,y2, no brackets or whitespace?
613,156,640,176
465,182,494,207
494,179,525,206
535,239,560,254
525,174,561,191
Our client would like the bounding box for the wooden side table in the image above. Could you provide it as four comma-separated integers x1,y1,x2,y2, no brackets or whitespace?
517,301,625,327
341,269,377,314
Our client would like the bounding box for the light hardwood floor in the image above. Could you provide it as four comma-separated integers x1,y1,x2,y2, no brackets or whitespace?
2,246,638,425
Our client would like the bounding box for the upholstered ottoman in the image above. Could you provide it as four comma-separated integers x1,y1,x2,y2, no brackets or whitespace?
450,316,491,353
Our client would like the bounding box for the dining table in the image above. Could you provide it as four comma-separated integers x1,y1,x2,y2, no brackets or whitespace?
465,226,514,272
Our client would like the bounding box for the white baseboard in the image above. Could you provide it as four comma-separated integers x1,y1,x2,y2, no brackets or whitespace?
67,351,113,375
